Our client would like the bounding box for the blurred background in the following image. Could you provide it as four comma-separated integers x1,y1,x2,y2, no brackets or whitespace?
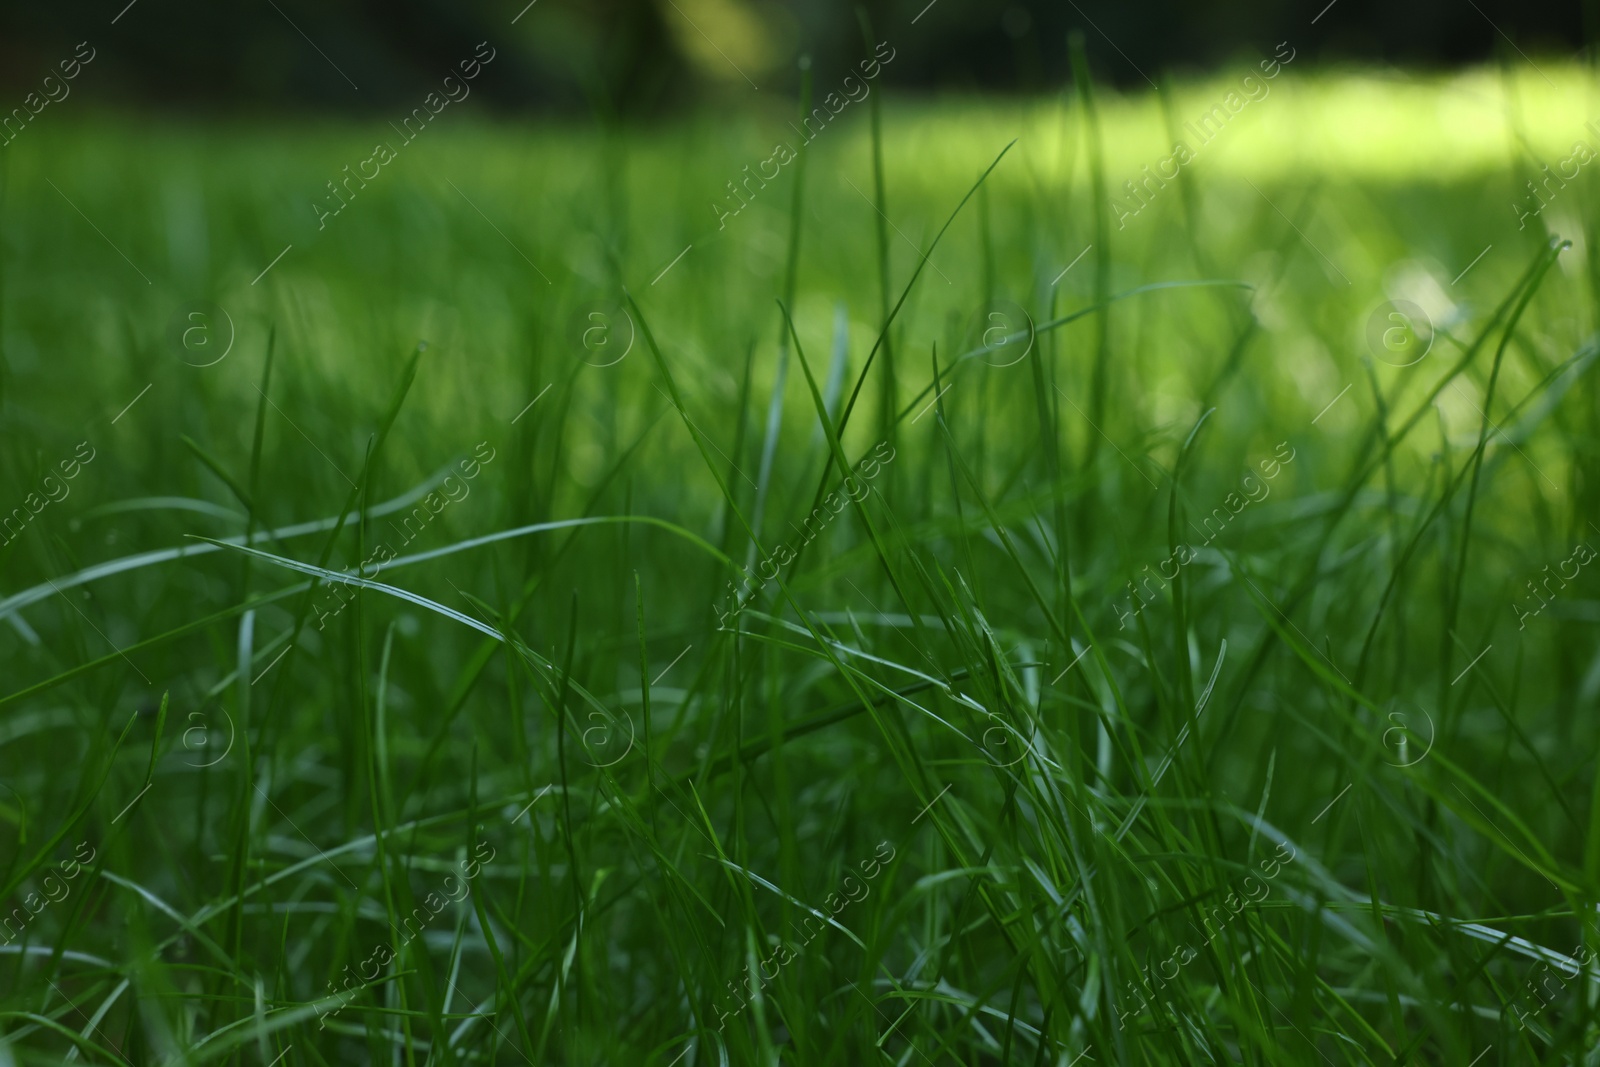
0,0,1591,114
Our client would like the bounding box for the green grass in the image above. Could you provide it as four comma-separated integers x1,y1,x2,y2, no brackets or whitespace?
1,60,1599,1064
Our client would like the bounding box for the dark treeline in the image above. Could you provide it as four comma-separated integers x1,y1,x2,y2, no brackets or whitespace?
0,0,1589,116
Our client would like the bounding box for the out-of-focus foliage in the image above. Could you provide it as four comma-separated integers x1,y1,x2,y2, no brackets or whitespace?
0,0,1588,115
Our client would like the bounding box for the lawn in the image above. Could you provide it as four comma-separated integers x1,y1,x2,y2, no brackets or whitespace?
0,59,1598,1064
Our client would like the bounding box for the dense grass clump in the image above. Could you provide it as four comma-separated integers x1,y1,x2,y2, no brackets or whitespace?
1,63,1599,1064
